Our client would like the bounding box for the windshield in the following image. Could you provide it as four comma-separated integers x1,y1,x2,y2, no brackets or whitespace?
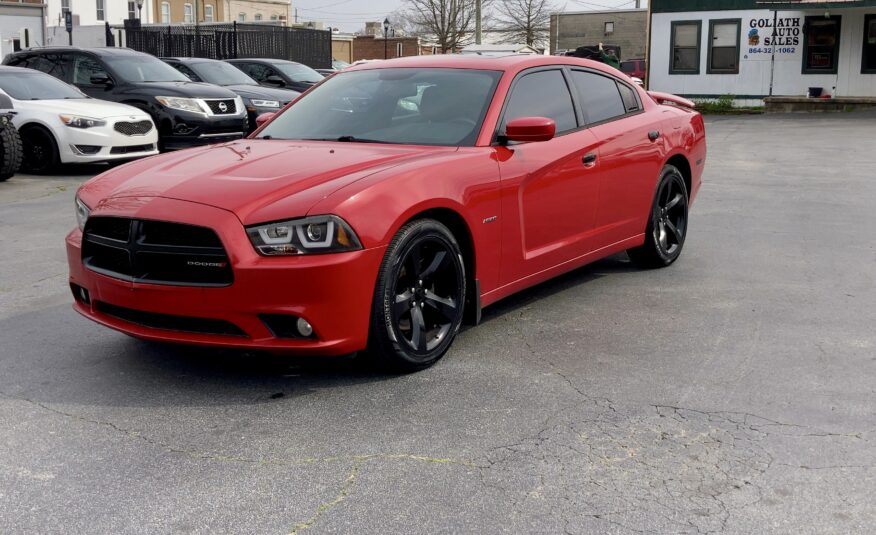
257,68,502,146
104,55,190,83
190,61,257,86
275,63,324,83
0,72,86,100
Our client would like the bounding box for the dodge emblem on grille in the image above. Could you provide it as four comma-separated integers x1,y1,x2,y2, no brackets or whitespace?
218,102,228,113
187,260,228,268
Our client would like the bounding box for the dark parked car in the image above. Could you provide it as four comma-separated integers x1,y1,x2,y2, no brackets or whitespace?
3,47,248,150
620,58,646,81
225,58,324,93
162,57,300,132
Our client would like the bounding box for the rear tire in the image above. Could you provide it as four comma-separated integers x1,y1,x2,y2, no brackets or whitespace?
0,120,23,181
627,164,689,268
20,126,60,175
368,219,466,372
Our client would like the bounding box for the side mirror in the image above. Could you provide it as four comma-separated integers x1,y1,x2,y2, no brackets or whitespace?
264,75,285,87
255,112,276,127
90,73,112,86
504,116,556,143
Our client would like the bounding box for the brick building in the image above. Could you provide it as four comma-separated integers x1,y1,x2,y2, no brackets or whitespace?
352,35,421,61
549,8,648,60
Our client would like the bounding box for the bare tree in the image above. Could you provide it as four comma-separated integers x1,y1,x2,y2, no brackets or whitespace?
401,0,490,53
495,0,559,47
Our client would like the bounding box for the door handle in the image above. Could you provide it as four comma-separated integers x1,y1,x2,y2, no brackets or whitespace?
582,152,597,166
648,130,661,141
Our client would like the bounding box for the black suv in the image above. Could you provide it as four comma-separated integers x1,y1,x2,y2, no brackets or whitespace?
225,58,324,93
162,57,299,132
3,47,248,150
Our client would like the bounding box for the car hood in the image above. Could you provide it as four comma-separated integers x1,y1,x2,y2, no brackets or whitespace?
138,81,238,98
80,139,457,224
15,98,150,118
222,84,300,102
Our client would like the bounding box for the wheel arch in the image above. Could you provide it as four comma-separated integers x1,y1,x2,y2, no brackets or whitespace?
396,204,480,325
665,153,692,197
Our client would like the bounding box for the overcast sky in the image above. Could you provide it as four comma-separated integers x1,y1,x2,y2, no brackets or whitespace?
291,0,649,33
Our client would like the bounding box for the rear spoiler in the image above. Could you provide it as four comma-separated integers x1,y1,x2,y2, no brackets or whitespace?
648,91,697,110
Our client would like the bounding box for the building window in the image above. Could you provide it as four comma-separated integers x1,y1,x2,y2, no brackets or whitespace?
803,15,841,74
61,0,70,14
270,14,278,21
255,13,262,21
238,13,246,22
670,21,701,75
96,0,105,21
204,4,214,22
604,21,614,35
864,14,876,74
396,42,403,56
161,2,170,23
183,3,193,23
128,1,136,19
707,19,740,74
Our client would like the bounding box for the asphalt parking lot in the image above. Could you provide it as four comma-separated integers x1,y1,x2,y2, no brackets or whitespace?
1,112,875,534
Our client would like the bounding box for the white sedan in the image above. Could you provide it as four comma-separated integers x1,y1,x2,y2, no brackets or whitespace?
0,66,158,173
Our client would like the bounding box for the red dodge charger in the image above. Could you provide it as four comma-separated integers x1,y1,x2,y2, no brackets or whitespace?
67,54,706,371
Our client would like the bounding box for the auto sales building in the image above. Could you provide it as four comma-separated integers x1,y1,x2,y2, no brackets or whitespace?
648,0,876,105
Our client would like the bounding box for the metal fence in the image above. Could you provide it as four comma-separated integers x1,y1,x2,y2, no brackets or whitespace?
121,22,331,69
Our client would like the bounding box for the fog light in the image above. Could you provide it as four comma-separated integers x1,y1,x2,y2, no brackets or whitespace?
296,318,313,337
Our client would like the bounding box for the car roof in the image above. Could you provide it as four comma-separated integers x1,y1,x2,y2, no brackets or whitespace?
12,46,147,57
226,58,298,65
0,65,44,74
161,57,222,64
344,53,621,77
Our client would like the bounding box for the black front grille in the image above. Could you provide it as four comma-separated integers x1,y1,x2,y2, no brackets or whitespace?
96,302,246,336
82,217,233,286
114,120,153,136
110,143,154,155
205,99,237,115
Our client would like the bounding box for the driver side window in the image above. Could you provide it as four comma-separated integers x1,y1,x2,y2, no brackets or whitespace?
72,54,108,86
174,64,201,82
502,70,578,134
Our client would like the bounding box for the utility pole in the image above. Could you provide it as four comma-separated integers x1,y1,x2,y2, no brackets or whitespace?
475,0,482,45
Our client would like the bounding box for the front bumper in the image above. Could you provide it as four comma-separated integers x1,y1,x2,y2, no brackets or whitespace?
58,117,159,164
157,110,248,150
66,197,384,355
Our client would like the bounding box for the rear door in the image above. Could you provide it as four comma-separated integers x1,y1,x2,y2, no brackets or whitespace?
496,68,604,285
568,69,664,248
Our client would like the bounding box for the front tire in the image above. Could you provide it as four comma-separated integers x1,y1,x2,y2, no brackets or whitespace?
368,219,466,372
20,126,60,175
627,164,689,268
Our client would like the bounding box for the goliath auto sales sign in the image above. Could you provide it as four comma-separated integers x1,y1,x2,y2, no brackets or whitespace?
745,16,802,59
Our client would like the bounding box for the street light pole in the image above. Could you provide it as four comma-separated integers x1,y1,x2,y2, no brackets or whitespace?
136,0,143,22
383,17,390,59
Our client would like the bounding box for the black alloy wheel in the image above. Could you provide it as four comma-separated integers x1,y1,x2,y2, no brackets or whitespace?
369,219,466,371
627,164,689,268
20,127,60,175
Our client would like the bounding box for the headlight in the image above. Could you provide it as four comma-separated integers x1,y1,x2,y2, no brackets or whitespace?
246,215,362,256
60,115,107,129
155,96,207,114
250,99,280,108
75,196,90,231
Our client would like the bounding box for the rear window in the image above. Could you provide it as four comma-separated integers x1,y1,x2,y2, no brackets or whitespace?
620,61,637,73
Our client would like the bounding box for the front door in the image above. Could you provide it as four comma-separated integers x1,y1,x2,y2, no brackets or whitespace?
497,68,603,285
